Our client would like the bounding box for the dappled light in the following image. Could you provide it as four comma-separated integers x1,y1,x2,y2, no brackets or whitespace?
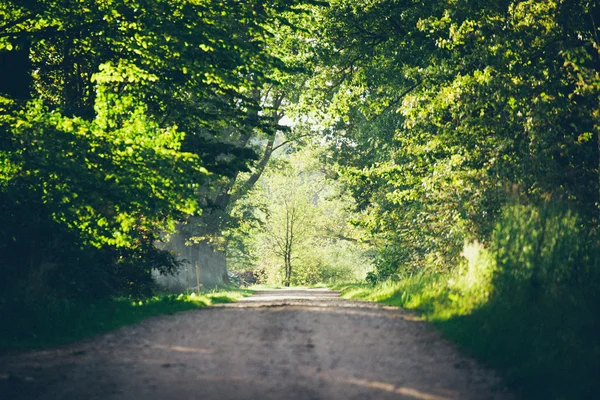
0,0,598,398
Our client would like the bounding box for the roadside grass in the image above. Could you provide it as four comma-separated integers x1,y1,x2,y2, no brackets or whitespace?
333,203,600,400
0,287,253,351
332,261,599,400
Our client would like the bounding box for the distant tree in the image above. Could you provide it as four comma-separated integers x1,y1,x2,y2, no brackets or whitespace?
228,146,372,286
263,158,319,286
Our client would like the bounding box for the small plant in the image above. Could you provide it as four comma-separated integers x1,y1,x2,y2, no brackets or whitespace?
365,271,378,286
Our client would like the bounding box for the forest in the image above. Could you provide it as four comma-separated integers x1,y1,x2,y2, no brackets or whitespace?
0,0,598,398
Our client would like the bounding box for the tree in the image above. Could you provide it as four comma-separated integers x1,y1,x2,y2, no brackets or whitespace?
228,146,373,286
297,0,600,277
179,5,324,279
0,0,319,300
266,165,316,286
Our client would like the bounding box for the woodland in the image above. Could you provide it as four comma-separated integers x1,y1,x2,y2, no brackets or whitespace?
0,0,599,398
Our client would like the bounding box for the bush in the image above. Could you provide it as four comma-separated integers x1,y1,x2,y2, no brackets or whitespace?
0,202,181,303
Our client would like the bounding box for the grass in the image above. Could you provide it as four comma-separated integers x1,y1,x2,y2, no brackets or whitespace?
332,271,599,400
0,287,253,351
331,276,457,318
332,204,600,400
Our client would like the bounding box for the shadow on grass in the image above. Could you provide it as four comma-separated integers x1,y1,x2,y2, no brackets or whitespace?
434,299,600,400
0,289,253,351
336,280,600,400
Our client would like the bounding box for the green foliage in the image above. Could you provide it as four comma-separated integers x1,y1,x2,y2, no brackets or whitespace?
0,288,252,350
492,203,597,296
308,4,600,395
4,70,203,247
0,7,598,400
0,68,205,299
338,202,600,399
228,146,373,286
304,0,599,274
0,0,317,301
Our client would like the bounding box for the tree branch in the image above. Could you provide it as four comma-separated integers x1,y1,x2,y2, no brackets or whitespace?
271,133,311,152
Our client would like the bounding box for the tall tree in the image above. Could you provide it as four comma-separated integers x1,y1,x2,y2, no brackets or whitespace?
300,0,600,275
0,0,317,299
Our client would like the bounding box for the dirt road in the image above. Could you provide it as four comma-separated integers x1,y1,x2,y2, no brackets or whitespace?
0,288,511,400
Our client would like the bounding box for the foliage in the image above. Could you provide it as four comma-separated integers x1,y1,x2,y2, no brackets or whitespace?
0,0,316,301
0,65,204,300
336,202,600,399
0,5,598,400
303,0,599,274
228,146,373,286
172,0,324,254
305,3,600,396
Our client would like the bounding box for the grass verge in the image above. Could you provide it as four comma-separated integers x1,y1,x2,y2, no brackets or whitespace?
331,274,599,400
0,287,253,351
332,204,600,400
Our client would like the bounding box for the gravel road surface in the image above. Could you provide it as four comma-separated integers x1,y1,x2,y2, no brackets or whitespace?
0,288,512,400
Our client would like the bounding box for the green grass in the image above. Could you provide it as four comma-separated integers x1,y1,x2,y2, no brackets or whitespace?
0,287,253,351
333,204,600,400
333,272,599,400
